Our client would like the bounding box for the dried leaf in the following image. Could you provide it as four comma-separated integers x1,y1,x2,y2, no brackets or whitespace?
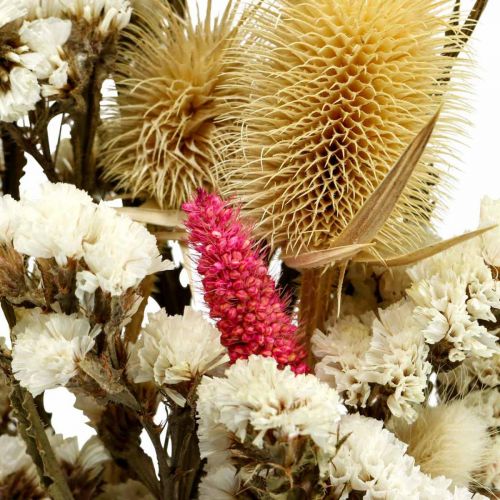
333,111,439,248
283,243,373,270
78,356,141,411
354,225,496,266
116,206,185,229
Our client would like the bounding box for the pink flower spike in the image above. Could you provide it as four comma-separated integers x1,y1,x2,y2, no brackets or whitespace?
183,190,309,374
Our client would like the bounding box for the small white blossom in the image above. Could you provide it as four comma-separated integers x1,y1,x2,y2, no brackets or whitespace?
48,431,109,477
130,307,229,406
0,66,41,122
407,242,499,362
312,313,373,407
19,17,72,94
361,300,432,422
12,310,97,396
480,196,500,267
0,434,35,482
83,204,173,296
60,0,132,34
197,356,346,468
14,182,96,265
199,465,239,500
0,195,21,244
328,414,485,500
0,1,26,27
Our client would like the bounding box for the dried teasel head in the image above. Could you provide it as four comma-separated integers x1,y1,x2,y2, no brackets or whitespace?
222,0,471,258
100,0,252,208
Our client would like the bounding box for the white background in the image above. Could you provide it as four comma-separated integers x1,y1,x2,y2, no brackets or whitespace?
5,0,500,459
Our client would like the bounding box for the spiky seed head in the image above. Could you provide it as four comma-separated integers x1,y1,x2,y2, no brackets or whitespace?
101,0,250,209
222,0,469,257
391,401,490,488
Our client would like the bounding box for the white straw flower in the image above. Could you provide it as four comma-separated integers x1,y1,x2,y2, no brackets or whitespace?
197,356,346,466
407,242,500,362
12,310,97,396
14,182,96,265
361,300,432,423
82,204,173,296
479,196,500,267
328,414,486,500
312,313,373,407
130,307,228,405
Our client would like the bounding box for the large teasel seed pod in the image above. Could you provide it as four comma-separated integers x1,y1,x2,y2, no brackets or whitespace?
221,0,471,259
100,0,252,208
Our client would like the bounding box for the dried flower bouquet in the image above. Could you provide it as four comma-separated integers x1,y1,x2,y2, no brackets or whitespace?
0,0,498,499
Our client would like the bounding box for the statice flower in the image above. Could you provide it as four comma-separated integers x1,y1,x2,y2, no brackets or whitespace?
19,17,72,95
0,195,21,245
199,465,239,500
129,307,229,405
312,313,373,407
361,300,432,422
184,190,308,373
47,431,109,479
407,242,499,362
11,310,98,396
60,0,132,35
197,356,346,467
14,182,95,265
82,204,173,296
327,414,487,500
0,434,42,497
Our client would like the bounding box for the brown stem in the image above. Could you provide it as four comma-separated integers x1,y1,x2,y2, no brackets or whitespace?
0,131,26,199
143,417,171,500
298,267,336,364
167,404,202,500
71,65,102,194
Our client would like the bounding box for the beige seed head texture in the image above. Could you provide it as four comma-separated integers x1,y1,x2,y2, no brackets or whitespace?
101,0,250,209
221,0,470,258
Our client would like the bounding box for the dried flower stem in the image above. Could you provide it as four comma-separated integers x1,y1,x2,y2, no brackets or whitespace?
298,267,336,362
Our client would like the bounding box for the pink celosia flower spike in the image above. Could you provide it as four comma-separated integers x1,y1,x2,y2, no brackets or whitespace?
183,190,309,374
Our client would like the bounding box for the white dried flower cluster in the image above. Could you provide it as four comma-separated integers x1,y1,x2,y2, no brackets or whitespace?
407,241,500,362
129,307,229,406
1,182,172,296
0,1,71,121
362,300,432,422
314,300,432,422
197,356,346,469
60,0,132,35
198,464,239,500
313,313,373,407
11,310,98,396
0,434,36,483
327,414,487,500
47,431,109,477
